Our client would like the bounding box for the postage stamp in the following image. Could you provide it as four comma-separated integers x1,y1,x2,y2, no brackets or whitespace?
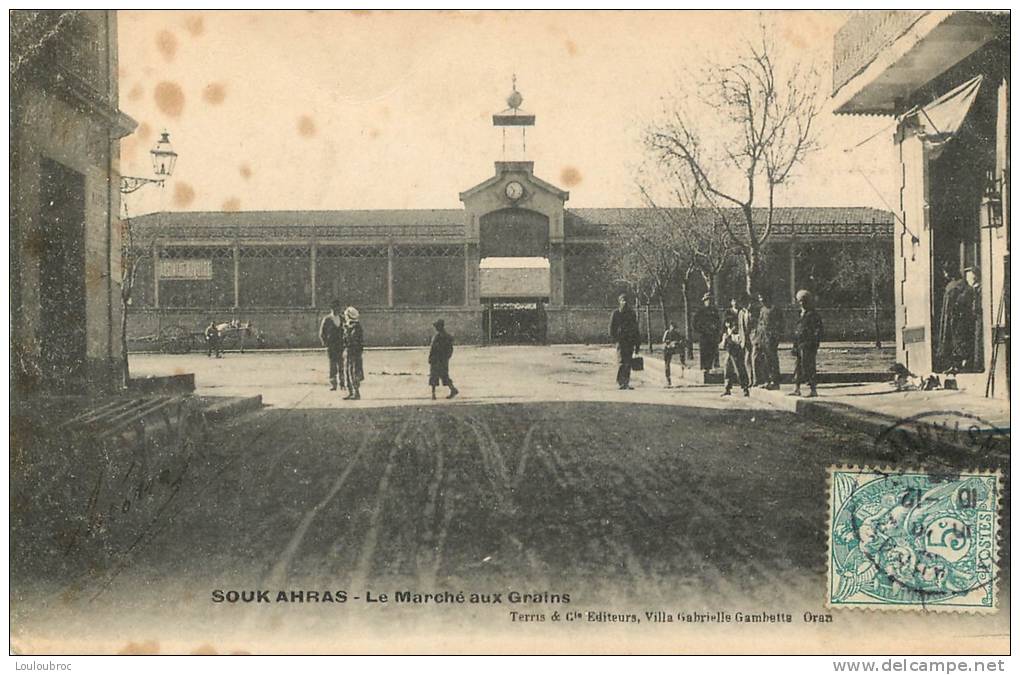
827,466,1001,612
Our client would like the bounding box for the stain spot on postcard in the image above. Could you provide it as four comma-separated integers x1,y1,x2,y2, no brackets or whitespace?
155,81,185,118
127,84,144,102
118,640,160,655
565,39,578,56
184,15,205,36
298,115,317,137
156,30,177,61
191,644,218,655
203,82,227,105
174,182,196,208
239,164,252,180
560,166,582,187
222,197,241,212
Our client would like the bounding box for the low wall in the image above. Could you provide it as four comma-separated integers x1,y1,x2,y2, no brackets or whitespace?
128,305,895,349
128,307,485,349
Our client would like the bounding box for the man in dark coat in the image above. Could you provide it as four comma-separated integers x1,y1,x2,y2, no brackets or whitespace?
962,266,982,370
319,301,345,391
936,264,968,371
693,293,721,373
429,319,459,400
755,291,784,389
609,293,641,390
790,289,823,398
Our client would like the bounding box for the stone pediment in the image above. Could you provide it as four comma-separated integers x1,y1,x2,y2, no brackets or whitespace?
459,161,569,203
460,162,568,243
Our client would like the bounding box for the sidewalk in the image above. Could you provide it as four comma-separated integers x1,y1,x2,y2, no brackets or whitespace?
640,347,1010,458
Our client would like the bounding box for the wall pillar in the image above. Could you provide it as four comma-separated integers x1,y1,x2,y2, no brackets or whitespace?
549,242,565,306
309,243,317,308
896,125,933,374
788,239,797,304
464,242,480,305
232,242,240,309
152,241,160,308
387,243,394,307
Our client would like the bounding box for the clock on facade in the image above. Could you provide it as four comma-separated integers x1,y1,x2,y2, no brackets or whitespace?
504,181,524,201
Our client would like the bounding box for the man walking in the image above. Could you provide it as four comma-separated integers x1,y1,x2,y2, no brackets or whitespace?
428,319,459,400
661,321,686,387
693,293,721,373
319,300,345,391
756,291,783,389
790,289,823,398
609,293,641,390
343,306,364,400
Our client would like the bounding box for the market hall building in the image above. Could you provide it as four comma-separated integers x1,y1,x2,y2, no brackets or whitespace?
127,185,894,348
127,84,895,349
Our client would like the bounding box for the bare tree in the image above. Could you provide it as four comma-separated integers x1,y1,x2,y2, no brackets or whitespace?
826,235,894,347
646,25,820,296
605,213,674,352
606,177,737,356
119,221,144,387
117,202,160,388
637,182,734,350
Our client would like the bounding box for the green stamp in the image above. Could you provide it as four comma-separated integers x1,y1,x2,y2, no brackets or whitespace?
828,467,1000,611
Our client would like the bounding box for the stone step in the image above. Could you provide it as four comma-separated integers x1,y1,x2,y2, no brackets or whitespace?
642,356,888,386
127,373,196,394
197,395,264,424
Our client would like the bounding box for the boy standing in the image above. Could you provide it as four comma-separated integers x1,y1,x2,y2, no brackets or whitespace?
319,301,345,391
343,306,364,400
719,318,750,397
429,319,459,400
204,320,222,358
661,321,685,387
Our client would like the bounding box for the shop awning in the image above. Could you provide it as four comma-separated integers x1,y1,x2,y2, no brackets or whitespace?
479,257,550,298
907,75,983,159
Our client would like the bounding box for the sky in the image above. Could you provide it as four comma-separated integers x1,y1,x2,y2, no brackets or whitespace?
117,10,900,216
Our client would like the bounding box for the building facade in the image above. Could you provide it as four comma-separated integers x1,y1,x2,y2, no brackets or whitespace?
11,10,136,392
127,160,894,348
832,10,1010,396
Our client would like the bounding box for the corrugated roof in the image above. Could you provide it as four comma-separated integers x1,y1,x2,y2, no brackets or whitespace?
131,207,895,240
564,207,895,236
130,209,466,228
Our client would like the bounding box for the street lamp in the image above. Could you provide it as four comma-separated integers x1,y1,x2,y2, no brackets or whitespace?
120,130,177,194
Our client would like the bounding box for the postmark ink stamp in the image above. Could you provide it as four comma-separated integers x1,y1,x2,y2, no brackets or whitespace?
828,466,1000,611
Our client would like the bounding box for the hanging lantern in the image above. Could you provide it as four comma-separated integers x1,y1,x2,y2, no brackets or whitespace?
151,130,178,178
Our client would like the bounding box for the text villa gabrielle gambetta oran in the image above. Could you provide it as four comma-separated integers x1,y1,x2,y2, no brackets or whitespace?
210,589,571,604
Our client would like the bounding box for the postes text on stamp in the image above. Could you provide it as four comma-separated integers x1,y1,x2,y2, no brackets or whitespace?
828,466,999,611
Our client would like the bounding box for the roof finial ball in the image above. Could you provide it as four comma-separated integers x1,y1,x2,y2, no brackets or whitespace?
507,74,523,110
